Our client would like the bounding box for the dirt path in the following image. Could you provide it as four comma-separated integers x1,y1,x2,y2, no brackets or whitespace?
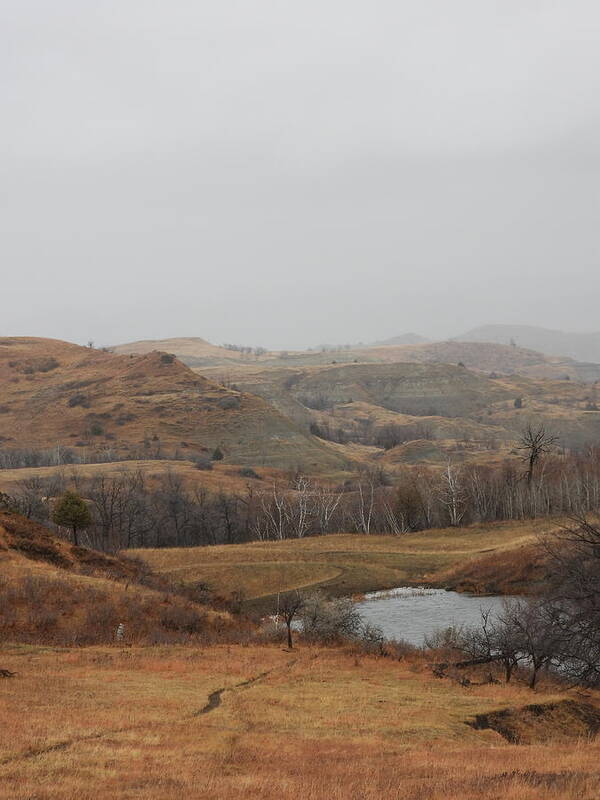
0,657,299,766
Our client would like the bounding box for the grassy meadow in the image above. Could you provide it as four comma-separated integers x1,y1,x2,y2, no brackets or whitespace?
1,642,599,800
129,518,556,607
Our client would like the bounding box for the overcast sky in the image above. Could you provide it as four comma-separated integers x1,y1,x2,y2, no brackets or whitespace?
2,1,599,349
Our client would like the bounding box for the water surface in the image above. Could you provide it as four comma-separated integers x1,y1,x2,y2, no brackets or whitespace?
357,587,514,646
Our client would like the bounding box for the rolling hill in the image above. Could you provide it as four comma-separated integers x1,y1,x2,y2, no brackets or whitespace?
114,334,600,382
199,359,600,465
0,338,346,470
111,336,251,367
370,332,431,346
456,324,600,363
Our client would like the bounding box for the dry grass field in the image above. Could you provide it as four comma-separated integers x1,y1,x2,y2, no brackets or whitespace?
0,459,288,497
129,519,555,606
1,642,599,800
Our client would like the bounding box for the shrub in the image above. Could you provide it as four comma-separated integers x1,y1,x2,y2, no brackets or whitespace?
193,454,213,470
299,593,363,643
239,467,260,479
160,353,175,364
211,446,224,461
160,604,204,634
68,393,90,408
218,396,240,410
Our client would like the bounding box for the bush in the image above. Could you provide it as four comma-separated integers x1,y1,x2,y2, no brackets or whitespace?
193,454,213,471
239,467,260,479
68,393,90,408
299,593,363,643
218,396,241,410
160,604,204,634
160,353,175,364
211,446,225,461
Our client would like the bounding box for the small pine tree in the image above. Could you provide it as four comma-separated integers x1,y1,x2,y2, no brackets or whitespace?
211,446,224,461
52,491,92,546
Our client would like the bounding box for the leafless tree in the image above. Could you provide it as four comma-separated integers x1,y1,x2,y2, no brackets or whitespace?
497,599,563,689
352,471,376,534
278,591,305,649
438,463,466,527
312,485,342,534
518,424,559,486
459,607,522,683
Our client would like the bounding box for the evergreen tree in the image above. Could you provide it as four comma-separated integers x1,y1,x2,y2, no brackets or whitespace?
52,491,92,546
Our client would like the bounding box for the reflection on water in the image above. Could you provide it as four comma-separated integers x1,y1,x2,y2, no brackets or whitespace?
357,587,514,646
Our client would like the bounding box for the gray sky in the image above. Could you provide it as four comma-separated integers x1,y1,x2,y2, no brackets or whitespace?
2,1,600,349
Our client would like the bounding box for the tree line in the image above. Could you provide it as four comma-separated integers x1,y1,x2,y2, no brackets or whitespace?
3,429,600,551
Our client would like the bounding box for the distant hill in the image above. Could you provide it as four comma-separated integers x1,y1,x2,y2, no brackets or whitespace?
357,340,600,382
113,333,600,381
456,325,600,363
205,355,600,464
370,333,430,346
0,338,345,470
112,336,250,367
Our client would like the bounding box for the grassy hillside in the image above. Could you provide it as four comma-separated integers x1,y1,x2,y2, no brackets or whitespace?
129,519,555,607
1,642,599,799
0,338,346,471
0,459,288,497
201,359,600,467
0,511,234,644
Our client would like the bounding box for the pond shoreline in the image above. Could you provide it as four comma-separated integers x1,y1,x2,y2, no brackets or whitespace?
356,585,518,647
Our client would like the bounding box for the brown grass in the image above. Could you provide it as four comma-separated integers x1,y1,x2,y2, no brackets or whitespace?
0,643,599,799
0,459,287,497
0,511,236,645
0,337,345,470
129,519,557,607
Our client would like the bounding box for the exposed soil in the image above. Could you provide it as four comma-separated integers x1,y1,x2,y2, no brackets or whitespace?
469,699,600,744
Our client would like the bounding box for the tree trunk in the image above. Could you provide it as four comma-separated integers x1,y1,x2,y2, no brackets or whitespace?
286,621,293,649
72,525,79,546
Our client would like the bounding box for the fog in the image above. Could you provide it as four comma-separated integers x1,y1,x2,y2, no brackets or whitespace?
2,1,599,349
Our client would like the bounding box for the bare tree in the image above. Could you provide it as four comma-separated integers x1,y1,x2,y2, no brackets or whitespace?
498,599,563,689
278,591,305,649
438,463,466,527
459,607,522,683
518,424,559,486
312,485,342,534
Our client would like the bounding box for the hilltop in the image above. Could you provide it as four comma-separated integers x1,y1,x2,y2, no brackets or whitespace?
111,336,248,367
370,332,431,346
0,338,345,470
456,324,600,363
114,333,600,381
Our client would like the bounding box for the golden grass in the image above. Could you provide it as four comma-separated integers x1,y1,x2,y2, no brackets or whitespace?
129,519,556,603
0,460,286,496
1,643,599,799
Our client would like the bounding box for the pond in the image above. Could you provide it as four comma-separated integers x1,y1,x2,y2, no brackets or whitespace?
356,587,515,647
